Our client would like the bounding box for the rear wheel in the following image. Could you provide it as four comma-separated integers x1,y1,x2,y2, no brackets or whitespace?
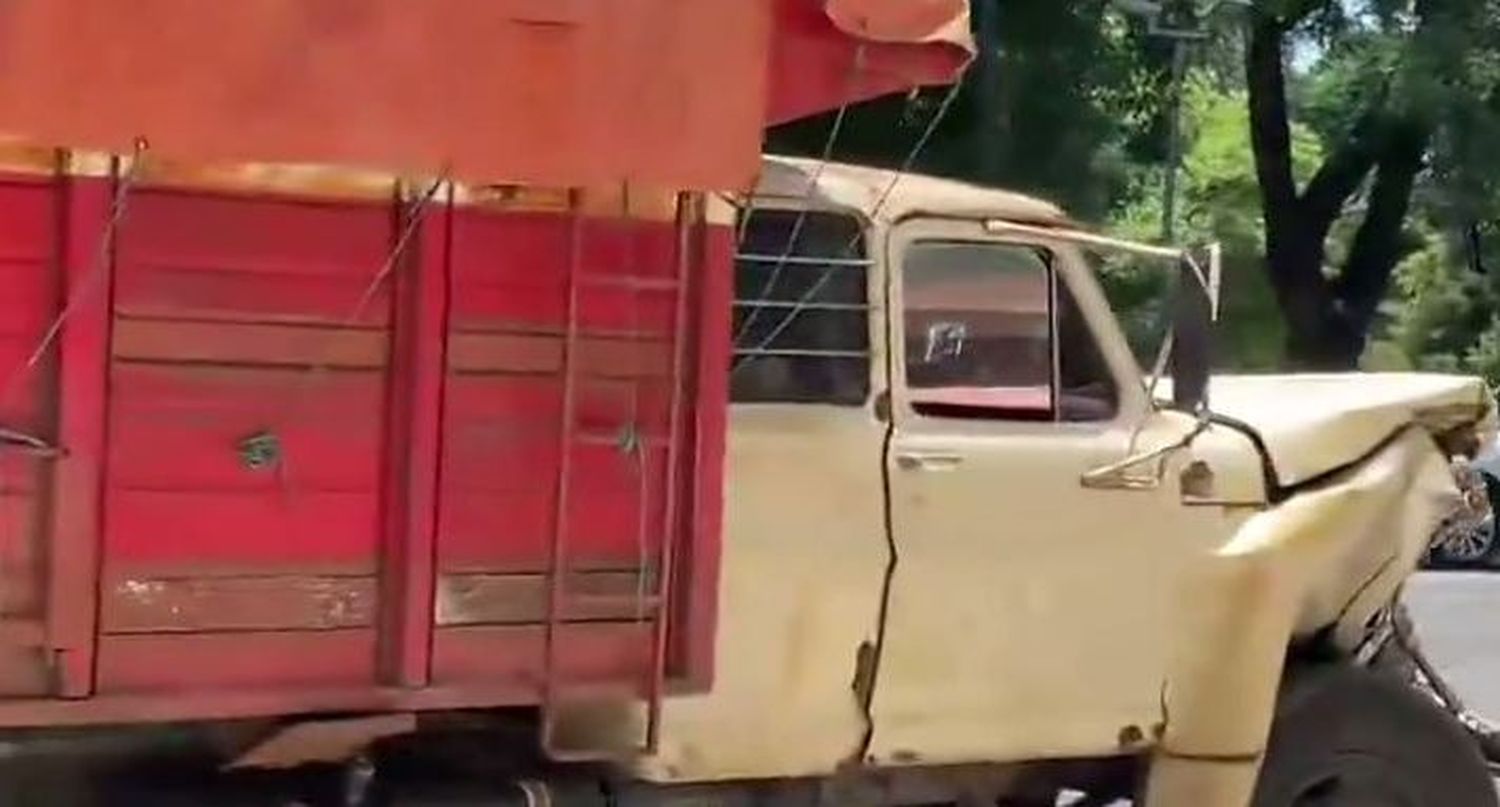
1251,665,1496,807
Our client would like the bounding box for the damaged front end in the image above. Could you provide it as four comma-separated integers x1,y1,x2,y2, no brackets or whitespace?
1146,394,1498,805
1428,451,1498,566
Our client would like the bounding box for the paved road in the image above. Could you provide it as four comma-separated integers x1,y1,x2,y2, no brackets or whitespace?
1406,570,1500,719
1404,570,1500,798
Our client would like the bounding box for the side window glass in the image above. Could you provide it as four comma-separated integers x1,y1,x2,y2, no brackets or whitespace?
730,210,870,405
902,241,1117,423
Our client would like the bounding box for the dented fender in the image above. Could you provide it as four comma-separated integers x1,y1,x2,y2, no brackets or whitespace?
1145,426,1458,807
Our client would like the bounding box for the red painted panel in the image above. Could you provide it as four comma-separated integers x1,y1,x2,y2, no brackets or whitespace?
430,623,648,687
116,189,395,324
379,198,452,686
112,319,389,367
0,174,57,697
448,211,679,334
108,364,384,491
0,177,59,431
676,221,734,691
0,174,728,721
49,174,115,696
439,444,667,560
0,492,41,617
100,574,377,634
96,630,377,693
0,262,51,336
104,489,379,573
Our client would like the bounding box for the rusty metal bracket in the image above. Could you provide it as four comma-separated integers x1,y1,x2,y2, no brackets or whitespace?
0,425,61,458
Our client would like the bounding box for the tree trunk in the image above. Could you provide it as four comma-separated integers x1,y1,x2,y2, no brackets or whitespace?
1244,9,1431,371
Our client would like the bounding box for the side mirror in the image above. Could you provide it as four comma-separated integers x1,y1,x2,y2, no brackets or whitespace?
1170,246,1218,412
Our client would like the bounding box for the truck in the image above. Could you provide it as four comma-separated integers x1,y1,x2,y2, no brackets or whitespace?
0,147,1490,806
0,2,1492,806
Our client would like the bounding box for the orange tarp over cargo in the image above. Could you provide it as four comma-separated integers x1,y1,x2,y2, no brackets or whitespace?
0,0,970,190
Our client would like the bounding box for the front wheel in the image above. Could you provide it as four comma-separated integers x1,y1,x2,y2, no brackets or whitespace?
1251,665,1496,807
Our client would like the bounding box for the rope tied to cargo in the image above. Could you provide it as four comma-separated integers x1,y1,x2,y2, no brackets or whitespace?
0,137,150,424
732,77,966,372
259,174,448,504
615,184,654,626
732,44,866,348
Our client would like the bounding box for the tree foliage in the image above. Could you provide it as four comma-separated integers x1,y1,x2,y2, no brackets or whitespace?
764,0,1500,381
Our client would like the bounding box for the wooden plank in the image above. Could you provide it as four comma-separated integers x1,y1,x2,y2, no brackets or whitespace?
115,266,392,327
105,489,381,570
108,363,385,491
430,622,648,687
0,491,42,618
100,575,377,634
96,630,377,693
380,192,450,687
437,486,662,572
678,218,735,692
119,189,393,279
447,331,670,377
48,172,111,697
434,571,649,626
112,319,389,368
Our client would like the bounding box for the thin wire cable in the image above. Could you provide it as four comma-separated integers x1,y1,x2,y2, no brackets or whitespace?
619,185,652,627
732,45,867,346
0,138,149,415
734,79,966,368
265,175,447,502
734,42,869,253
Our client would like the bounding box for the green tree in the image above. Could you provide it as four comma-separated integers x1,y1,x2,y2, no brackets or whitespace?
1245,0,1500,369
1107,76,1318,370
766,0,1174,222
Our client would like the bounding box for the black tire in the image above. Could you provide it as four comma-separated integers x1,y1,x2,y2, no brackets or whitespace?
1251,664,1496,807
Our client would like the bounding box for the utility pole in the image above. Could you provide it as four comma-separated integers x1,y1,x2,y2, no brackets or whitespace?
1162,38,1189,241
1113,0,1248,242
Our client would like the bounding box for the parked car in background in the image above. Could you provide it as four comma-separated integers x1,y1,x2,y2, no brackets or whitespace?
1430,436,1500,568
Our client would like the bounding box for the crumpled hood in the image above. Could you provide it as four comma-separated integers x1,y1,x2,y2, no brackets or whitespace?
1203,373,1494,488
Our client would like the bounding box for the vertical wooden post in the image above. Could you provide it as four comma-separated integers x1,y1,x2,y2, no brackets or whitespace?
380,184,451,687
47,161,117,698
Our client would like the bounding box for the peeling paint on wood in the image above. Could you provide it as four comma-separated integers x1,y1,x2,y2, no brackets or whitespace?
435,571,651,626
102,575,377,634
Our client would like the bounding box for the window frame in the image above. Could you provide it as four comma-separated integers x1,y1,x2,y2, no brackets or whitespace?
728,202,883,409
887,218,1145,433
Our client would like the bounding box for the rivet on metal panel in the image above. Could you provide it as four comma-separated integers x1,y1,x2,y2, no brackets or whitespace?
237,431,283,472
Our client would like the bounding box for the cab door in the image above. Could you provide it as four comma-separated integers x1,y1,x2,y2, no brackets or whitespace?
867,219,1199,765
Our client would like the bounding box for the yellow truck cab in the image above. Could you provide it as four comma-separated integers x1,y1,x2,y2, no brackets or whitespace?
614,156,1498,807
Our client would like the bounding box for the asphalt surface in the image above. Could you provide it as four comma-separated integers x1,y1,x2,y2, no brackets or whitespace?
1407,571,1500,719
1404,570,1500,796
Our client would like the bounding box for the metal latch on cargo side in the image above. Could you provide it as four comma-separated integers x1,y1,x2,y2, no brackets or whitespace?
0,426,60,458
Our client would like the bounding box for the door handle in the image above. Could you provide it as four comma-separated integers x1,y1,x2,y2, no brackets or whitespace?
894,451,964,472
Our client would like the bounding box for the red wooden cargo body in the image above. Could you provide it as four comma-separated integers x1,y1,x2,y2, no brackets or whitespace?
0,0,970,730
0,156,735,725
